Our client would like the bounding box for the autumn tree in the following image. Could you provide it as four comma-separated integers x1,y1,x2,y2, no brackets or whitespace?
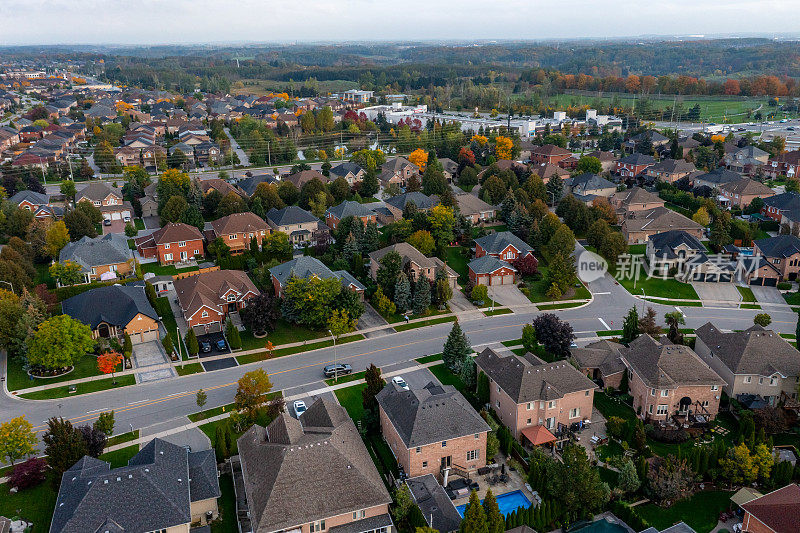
45,220,70,258
408,148,428,171
97,351,123,384
638,307,662,338
235,368,273,418
494,136,513,160
0,416,37,465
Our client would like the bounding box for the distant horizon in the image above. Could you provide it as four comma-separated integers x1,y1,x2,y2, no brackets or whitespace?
0,0,798,46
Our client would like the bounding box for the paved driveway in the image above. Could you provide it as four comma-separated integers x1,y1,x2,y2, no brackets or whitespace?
448,289,475,314
102,219,126,235
131,341,176,382
357,303,391,338
490,284,531,309
751,285,788,305
691,282,741,307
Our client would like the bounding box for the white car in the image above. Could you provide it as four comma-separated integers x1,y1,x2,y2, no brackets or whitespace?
293,400,307,416
392,376,409,390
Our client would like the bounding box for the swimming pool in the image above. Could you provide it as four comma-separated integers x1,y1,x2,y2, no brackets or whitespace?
455,489,532,517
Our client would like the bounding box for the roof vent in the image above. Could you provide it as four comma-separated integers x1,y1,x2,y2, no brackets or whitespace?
103,479,108,484
178,478,182,483
128,474,133,479
116,477,121,482
144,468,150,473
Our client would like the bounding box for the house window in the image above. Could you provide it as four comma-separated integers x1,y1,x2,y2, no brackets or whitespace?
441,441,447,448
526,418,532,425
179,241,186,247
227,294,236,302
164,253,173,261
353,510,366,520
585,390,590,396
526,402,533,410
545,417,555,429
548,400,556,409
496,386,500,393
310,520,326,532
648,405,653,414
90,267,96,275
656,405,668,415
422,461,428,468
711,385,719,391
109,264,117,272
661,390,669,397
570,408,580,419
416,447,421,453
770,378,777,386
474,433,479,439
164,243,170,249
229,234,236,239
759,378,764,384
466,449,479,461
201,311,208,318
650,388,656,396
744,376,752,383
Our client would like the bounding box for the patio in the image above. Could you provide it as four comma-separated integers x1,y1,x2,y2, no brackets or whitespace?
448,452,541,512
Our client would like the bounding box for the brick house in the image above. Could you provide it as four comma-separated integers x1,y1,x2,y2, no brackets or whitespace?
59,234,134,284
368,242,458,288
329,161,365,186
284,169,329,189
380,192,438,224
621,335,725,422
765,150,800,179
376,380,490,482
761,192,800,222
609,187,665,219
718,179,775,209
530,144,572,165
474,231,534,262
695,323,800,405
197,177,244,199
235,399,393,533
468,255,518,286
615,153,655,178
8,190,63,220
644,158,696,184
173,269,259,334
621,207,704,244
741,483,800,533
135,222,205,265
76,182,132,224
325,200,377,230
62,285,160,344
753,235,800,281
570,340,627,389
269,256,365,298
475,348,596,445
379,157,419,188
456,193,497,224
205,212,270,253
530,162,571,184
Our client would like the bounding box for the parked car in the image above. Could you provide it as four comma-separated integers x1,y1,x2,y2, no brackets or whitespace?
323,363,352,378
103,219,112,226
391,376,409,390
215,339,227,351
293,400,307,416
200,341,212,353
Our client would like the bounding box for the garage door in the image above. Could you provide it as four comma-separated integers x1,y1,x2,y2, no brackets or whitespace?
750,278,764,286
111,212,122,220
134,329,159,344
764,278,778,287
193,322,222,335
501,274,514,285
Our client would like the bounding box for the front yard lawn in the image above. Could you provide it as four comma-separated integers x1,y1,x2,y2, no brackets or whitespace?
99,444,139,468
618,275,700,300
236,333,364,365
239,320,326,350
415,353,443,364
0,473,58,532
7,353,104,391
445,246,470,284
334,382,368,423
783,291,800,306
636,490,733,533
737,286,756,302
141,263,199,276
154,296,181,351
211,473,238,533
19,375,136,400
522,264,591,303
134,218,145,230
428,363,469,397
324,370,366,386
394,315,456,331
176,363,204,376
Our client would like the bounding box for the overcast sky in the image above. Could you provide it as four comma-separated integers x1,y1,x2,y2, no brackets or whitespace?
0,0,796,45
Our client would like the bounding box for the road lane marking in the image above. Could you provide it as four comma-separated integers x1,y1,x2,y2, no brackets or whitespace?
127,399,150,405
598,318,611,330
675,306,683,314
593,292,611,295
86,408,107,414
166,391,188,397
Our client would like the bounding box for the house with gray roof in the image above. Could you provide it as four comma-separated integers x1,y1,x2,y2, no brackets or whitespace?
329,161,365,185
377,380,490,481
234,398,393,533
62,284,160,343
692,167,743,190
58,233,134,284
455,192,497,224
645,229,707,275
266,205,327,248
380,192,439,223
368,242,458,288
51,438,220,533
753,235,800,282
570,339,627,389
475,348,596,444
269,255,365,298
566,173,616,201
474,231,534,262
695,323,800,406
406,474,462,533
467,255,518,286
325,200,377,230
236,172,279,197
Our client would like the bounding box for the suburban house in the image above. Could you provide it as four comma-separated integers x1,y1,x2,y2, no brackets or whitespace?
474,348,596,445
615,153,656,178
695,323,800,405
468,255,518,286
438,158,459,182
8,189,63,219
584,151,618,173
566,173,617,202
266,205,326,248
236,172,279,197
325,200,377,230
740,483,800,533
405,474,462,533
135,222,204,265
765,150,800,179
609,187,665,218
329,161,365,185
59,233,134,283
197,177,244,199
285,169,329,189
645,230,707,276
718,179,775,209
368,242,458,288
206,212,271,253
570,340,627,389
234,398,394,533
76,182,132,224
724,145,770,176
379,192,438,223
692,168,743,190
269,255,365,298
50,438,220,533
753,235,800,281
530,162,570,183
761,192,800,222
379,157,419,188
530,144,572,165
474,231,535,262
644,159,696,184
376,380,490,481
455,193,497,224
620,207,703,244
620,335,725,422
62,284,160,343
140,182,159,218
174,269,259,334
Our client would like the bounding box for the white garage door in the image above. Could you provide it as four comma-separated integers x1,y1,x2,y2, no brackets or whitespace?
501,274,514,285
134,329,159,344
111,212,122,220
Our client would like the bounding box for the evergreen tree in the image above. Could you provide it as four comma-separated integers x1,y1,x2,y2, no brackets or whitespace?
459,355,476,390
363,222,380,253
360,171,379,197
394,272,412,312
413,278,431,315
483,490,504,533
621,307,640,344
214,425,228,461
442,320,471,374
343,232,360,259
185,328,199,356
460,490,488,533
618,458,641,494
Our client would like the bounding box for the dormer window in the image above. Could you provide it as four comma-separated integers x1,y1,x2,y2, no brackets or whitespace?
227,294,236,302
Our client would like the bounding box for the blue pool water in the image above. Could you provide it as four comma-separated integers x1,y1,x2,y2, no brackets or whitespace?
455,489,532,517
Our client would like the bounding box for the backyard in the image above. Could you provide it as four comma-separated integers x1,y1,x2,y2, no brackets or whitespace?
636,489,734,533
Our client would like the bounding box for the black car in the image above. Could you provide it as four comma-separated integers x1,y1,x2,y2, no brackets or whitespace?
323,363,352,378
200,341,212,353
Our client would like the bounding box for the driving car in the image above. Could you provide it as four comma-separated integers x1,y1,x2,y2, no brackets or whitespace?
200,341,212,353
293,400,307,416
323,363,352,378
215,339,227,351
391,376,409,390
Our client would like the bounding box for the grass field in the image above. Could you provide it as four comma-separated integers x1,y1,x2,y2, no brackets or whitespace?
99,444,140,468
231,78,359,96
523,264,591,303
446,246,470,284
484,308,514,316
324,370,366,386
334,382,368,423
236,333,364,364
618,275,700,300
212,473,238,533
106,430,139,447
176,363,204,376
239,321,326,350
19,375,136,400
134,218,145,230
394,315,456,331
0,473,58,532
415,353,443,364
636,490,734,533
7,352,105,391
737,286,757,302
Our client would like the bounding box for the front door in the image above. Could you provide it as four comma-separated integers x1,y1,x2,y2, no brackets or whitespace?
180,251,187,261
440,456,451,469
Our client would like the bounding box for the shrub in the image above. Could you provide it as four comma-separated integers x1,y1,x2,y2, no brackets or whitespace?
471,284,488,303
649,427,689,443
777,282,791,290
10,457,48,490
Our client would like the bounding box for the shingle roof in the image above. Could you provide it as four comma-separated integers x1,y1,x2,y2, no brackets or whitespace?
406,474,462,533
754,235,800,258
376,381,490,448
474,348,597,403
384,192,438,211
270,256,364,291
266,205,319,227
62,284,158,330
326,200,375,221
237,399,391,533
474,231,533,256
456,193,496,216
9,189,49,206
617,153,655,166
719,178,775,197
695,323,800,377
51,438,218,533
134,222,203,249
532,144,571,156
210,212,270,235
368,243,457,279
648,230,706,259
329,161,364,178
75,182,122,203
621,335,724,389
694,167,742,185
173,269,259,319
569,173,616,195
468,255,516,275
570,340,627,377
623,207,702,234
236,173,279,196
59,234,132,271
612,187,663,208
763,192,800,212
741,483,800,533
285,169,328,188
647,158,696,174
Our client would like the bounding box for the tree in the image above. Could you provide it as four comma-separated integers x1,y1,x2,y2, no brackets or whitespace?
664,311,686,344
460,490,488,533
63,209,96,240
575,156,602,175
434,270,453,309
646,455,694,505
532,313,574,357
377,250,403,298
413,278,431,315
75,201,103,226
80,425,107,458
196,388,208,410
522,324,538,353
471,284,488,303
754,313,772,327
621,307,640,344
483,489,505,533
720,443,759,486
429,205,456,253
618,458,641,494
28,314,94,370
45,220,70,258
9,457,47,490
362,363,385,431
514,254,539,277
43,417,88,482
161,195,188,224
599,231,628,264
240,292,280,335
692,207,710,226
546,224,576,260
442,320,472,374
546,175,563,205
328,309,357,338
638,306,661,338
226,318,242,350
281,276,343,329
546,443,610,522
394,272,412,311
372,286,396,317
0,416,36,465
407,230,435,256
97,351,123,384
545,252,577,297
235,368,273,418
94,411,115,436
124,222,137,237
408,149,428,170
185,328,199,357
49,260,84,286
60,179,77,202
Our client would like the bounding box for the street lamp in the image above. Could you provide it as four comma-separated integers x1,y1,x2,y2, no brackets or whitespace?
641,288,646,315
328,329,338,383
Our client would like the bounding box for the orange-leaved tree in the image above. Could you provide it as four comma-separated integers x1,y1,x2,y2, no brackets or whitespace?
495,136,513,160
97,351,123,384
408,148,428,171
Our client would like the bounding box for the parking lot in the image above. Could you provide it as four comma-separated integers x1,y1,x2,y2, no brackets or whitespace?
197,331,237,371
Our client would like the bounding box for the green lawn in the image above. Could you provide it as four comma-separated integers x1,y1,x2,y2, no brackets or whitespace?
596,440,625,462
324,370,366,386
99,444,140,468
428,363,469,397
141,263,199,276
395,315,456,331
239,320,326,350
198,407,277,456
0,473,58,532
134,218,145,230
34,262,56,289
154,296,181,351
537,302,584,310
236,333,364,365
19,375,136,400
189,402,236,423
618,275,700,300
737,286,757,302
176,363,204,376
636,490,733,533
628,244,647,255
484,308,514,316
334,382,368,423
106,430,139,447
211,473,238,533
522,264,591,303
783,291,800,306
501,339,523,347
598,466,619,488
6,352,108,391
415,353,443,364
445,246,470,284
